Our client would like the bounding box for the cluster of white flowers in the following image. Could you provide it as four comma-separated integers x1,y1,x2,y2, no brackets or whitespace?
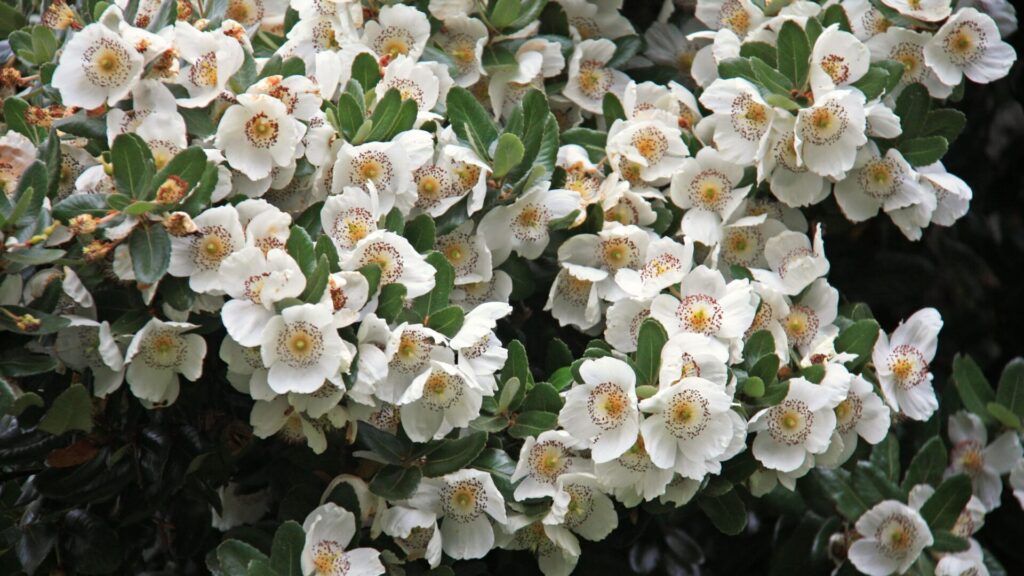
2,0,1021,574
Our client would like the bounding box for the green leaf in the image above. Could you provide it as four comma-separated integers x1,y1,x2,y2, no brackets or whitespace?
996,358,1024,419
851,66,891,101
852,461,903,505
39,384,94,435
3,97,46,143
821,5,852,32
412,252,454,317
919,474,972,531
507,0,549,31
52,194,108,225
922,109,967,144
421,431,488,477
776,21,810,88
502,340,532,388
336,93,365,140
897,136,949,167
987,402,1021,429
489,0,520,29
718,57,758,84
447,86,499,161
299,255,330,303
359,263,382,295
129,224,171,285
370,465,422,500
953,354,996,423
286,226,316,275
216,540,269,576
812,468,869,521
149,146,209,200
403,214,436,253
633,318,668,387
560,128,607,163
376,284,407,323
111,133,155,198
740,41,777,67
351,53,380,91
356,422,410,464
493,133,526,179
470,414,510,432
834,319,880,371
426,305,464,338
500,255,536,300
607,35,642,69
366,89,417,142
270,521,304,576
522,382,563,413
0,2,27,40
901,436,948,493
497,377,522,412
743,330,776,369
314,235,340,273
894,83,931,140
930,530,970,553
698,489,748,535
870,433,901,483
603,93,626,125
508,411,559,438
751,56,794,97
383,206,405,234
874,59,906,93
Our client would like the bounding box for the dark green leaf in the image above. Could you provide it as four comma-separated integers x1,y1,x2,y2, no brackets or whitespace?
370,465,422,500
404,214,436,253
493,133,526,179
953,354,996,423
603,93,626,125
894,83,931,140
997,358,1024,419
508,411,558,438
751,56,794,96
447,86,499,160
901,436,948,493
870,433,901,483
39,384,93,435
376,284,407,323
111,133,155,198
812,468,869,521
426,305,464,338
777,21,810,88
560,128,607,163
851,66,890,101
930,530,970,553
351,53,380,91
421,431,488,477
698,489,748,535
634,318,668,387
489,0,520,29
922,109,966,144
286,226,316,275
521,382,563,413
270,521,304,576
607,35,642,69
920,474,972,531
740,42,777,67
216,539,269,576
897,136,949,167
834,319,880,371
356,422,410,464
821,5,852,32
129,224,171,285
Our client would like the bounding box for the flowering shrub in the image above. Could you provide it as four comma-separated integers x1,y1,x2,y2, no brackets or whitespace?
0,0,1022,574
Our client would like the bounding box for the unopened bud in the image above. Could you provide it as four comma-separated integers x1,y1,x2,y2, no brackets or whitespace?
16,314,41,332
68,214,98,235
163,212,198,237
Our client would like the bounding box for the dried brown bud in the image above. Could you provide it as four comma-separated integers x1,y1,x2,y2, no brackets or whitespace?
25,106,54,128
163,212,198,237
42,0,79,30
156,175,190,204
83,240,113,261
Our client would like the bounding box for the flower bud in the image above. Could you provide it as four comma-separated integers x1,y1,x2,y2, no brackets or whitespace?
163,211,198,237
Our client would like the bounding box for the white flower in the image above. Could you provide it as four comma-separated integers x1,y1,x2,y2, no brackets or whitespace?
322,271,370,329
1011,459,1024,510
924,8,1017,85
496,514,580,576
866,28,953,98
650,265,758,344
261,302,350,394
125,318,207,407
606,119,690,186
362,4,431,61
819,374,891,468
881,0,951,22
563,39,629,114
375,55,446,126
659,332,731,389
935,554,990,576
450,302,511,389
908,483,986,539
320,185,381,252
52,9,143,109
397,361,487,442
947,410,1023,511
545,268,604,331
210,482,270,531
845,0,894,41
558,357,640,462
544,473,618,542
479,184,581,264
433,16,488,87
695,0,764,37
216,94,306,181
250,395,348,454
615,237,694,300
558,224,651,301
452,271,514,310
331,131,434,214
301,503,384,576
169,205,245,294
810,25,870,98
56,318,125,398
341,230,437,298
604,298,653,353
750,377,844,472
173,21,245,108
751,225,830,296
379,505,443,568
669,146,749,245
794,89,867,179
592,438,674,506
220,247,306,346
640,376,744,479
436,221,493,285
220,336,275,401
487,38,565,120
377,323,449,403
698,78,774,165
511,430,590,501
560,0,634,40
644,22,702,76
918,162,972,226
872,307,942,421
407,468,508,560
848,501,933,576
834,144,930,229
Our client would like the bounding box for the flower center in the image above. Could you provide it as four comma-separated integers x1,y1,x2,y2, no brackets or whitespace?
587,382,631,430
